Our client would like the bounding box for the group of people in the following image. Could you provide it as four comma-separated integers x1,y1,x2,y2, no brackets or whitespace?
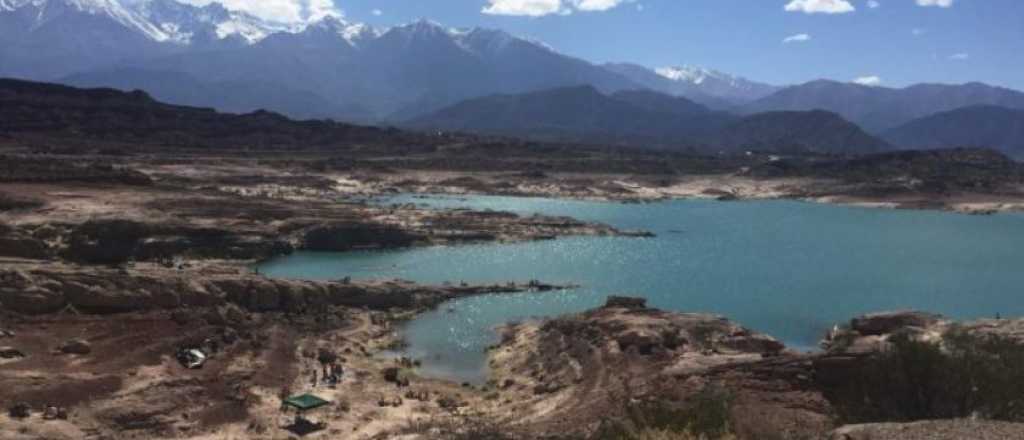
312,362,344,388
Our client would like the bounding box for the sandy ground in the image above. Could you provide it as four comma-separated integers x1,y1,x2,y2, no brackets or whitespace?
14,154,1023,217
318,167,1024,215
0,305,508,439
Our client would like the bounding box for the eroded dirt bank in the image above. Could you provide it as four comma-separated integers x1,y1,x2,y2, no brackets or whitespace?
0,263,575,439
8,286,1024,440
483,298,1024,439
314,148,1024,215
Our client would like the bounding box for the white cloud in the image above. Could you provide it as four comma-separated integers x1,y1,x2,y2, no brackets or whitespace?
784,0,855,14
571,0,630,11
371,8,383,16
853,75,882,86
481,0,634,16
916,0,954,7
482,0,568,16
867,0,880,8
949,52,969,60
783,33,811,43
177,0,341,24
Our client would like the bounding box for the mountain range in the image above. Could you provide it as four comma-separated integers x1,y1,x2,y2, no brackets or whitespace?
411,86,890,154
0,0,292,77
743,80,1024,133
0,77,417,152
883,106,1024,156
603,63,779,110
2,0,1023,156
0,0,777,121
409,86,718,148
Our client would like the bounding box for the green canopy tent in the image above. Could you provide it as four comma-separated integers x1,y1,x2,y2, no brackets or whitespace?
282,394,331,412
282,394,331,436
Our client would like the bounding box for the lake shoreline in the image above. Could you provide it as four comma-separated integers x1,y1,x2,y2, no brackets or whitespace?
355,171,1024,216
4,150,1024,438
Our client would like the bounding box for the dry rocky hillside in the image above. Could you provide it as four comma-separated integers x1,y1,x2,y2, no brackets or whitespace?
482,299,1024,439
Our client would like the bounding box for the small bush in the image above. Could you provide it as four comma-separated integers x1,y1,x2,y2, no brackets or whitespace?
661,330,684,350
401,413,517,440
689,323,720,350
593,387,736,440
825,330,1024,423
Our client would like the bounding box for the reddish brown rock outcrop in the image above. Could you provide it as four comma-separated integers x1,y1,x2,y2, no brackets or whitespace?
487,298,819,438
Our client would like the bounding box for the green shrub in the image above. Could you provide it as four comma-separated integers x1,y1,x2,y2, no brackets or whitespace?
688,323,720,350
401,413,517,440
592,387,735,440
825,330,1024,424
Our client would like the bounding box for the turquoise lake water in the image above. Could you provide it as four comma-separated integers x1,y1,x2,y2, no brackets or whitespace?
258,195,1024,383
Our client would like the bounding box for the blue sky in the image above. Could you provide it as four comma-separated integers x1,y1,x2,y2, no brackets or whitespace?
216,0,1024,90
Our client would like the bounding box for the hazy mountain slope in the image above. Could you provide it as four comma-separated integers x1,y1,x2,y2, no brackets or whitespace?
61,68,371,121
0,1,377,118
883,105,1024,156
0,78,407,150
408,85,702,147
118,20,640,120
459,29,637,96
124,17,377,119
0,3,170,79
609,90,738,139
372,23,640,119
745,80,1024,133
609,90,709,117
411,86,887,154
357,21,497,119
708,110,891,154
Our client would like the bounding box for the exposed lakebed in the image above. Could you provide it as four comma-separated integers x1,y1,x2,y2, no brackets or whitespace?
259,195,1024,383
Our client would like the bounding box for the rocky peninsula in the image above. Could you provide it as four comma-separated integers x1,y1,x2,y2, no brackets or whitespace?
481,298,1024,439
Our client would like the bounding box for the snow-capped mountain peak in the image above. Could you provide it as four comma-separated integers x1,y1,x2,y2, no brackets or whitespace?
1,0,293,44
656,65,730,86
383,18,450,40
602,63,781,107
302,15,378,46
653,65,781,102
408,18,446,32
451,27,516,54
57,0,180,42
2,0,558,55
340,22,377,45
